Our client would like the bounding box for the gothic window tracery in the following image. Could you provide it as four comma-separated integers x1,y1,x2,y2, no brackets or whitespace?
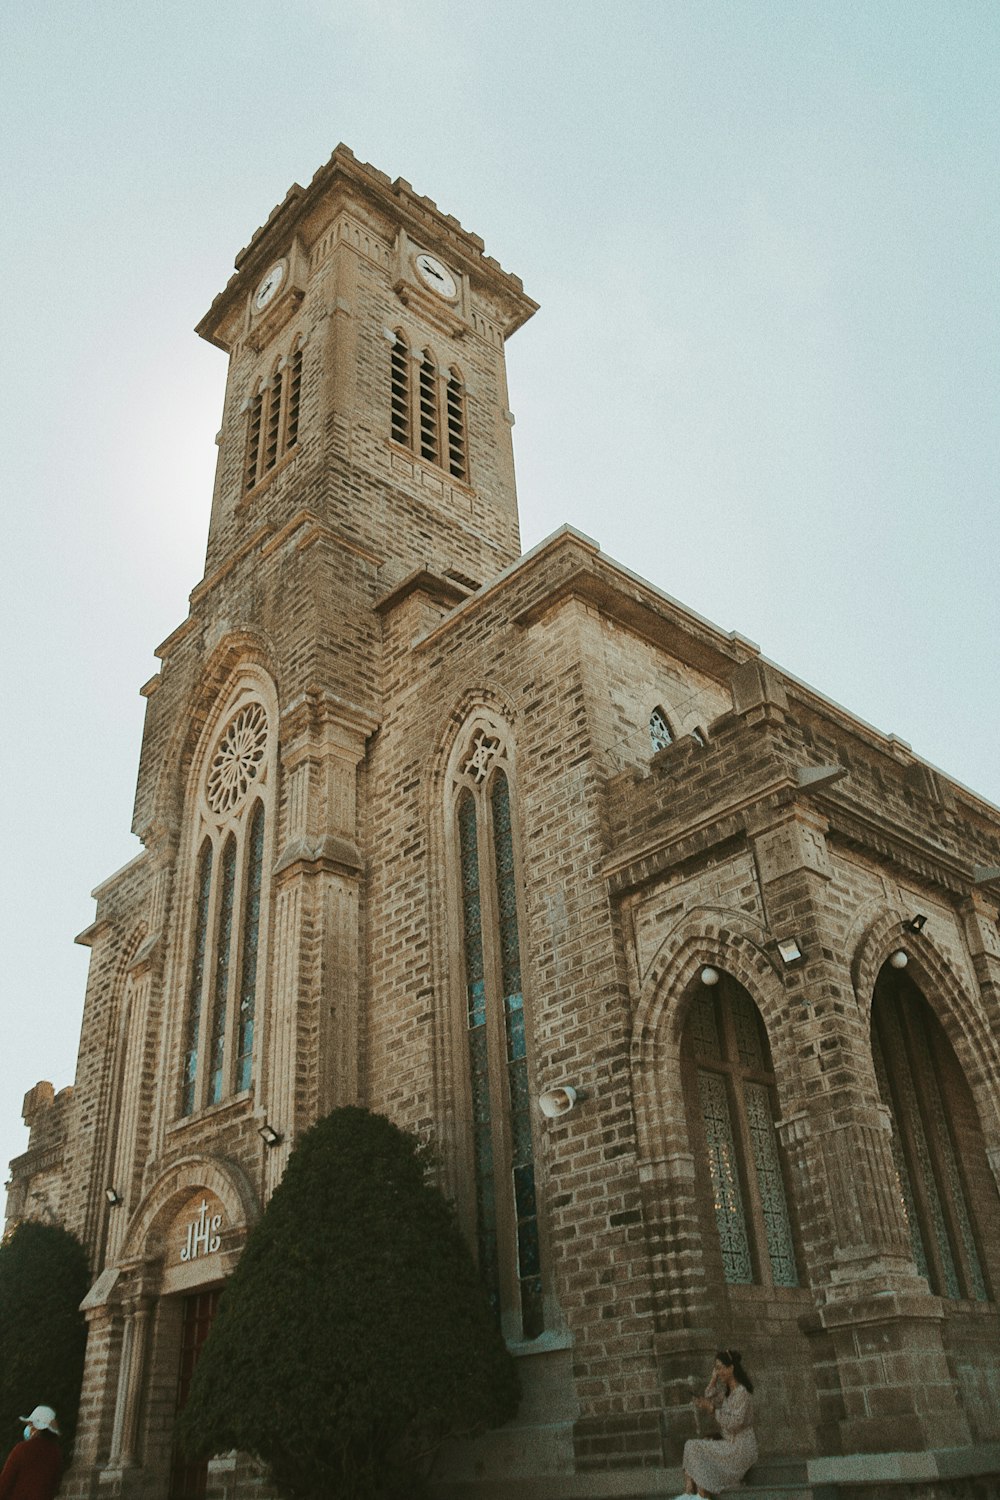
649,705,674,752
683,975,799,1288
872,969,990,1301
452,721,544,1340
179,695,273,1117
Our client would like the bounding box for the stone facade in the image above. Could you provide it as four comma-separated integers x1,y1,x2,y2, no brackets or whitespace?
7,146,1000,1500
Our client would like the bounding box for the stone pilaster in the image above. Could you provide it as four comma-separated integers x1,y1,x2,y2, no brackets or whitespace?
750,807,970,1452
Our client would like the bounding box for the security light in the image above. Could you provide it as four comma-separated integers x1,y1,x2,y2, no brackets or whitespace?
257,1123,282,1147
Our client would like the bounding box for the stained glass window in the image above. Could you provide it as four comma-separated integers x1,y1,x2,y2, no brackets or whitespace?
235,803,265,1094
207,840,237,1105
493,773,543,1338
686,976,799,1289
181,843,213,1117
649,705,673,752
455,741,544,1342
179,698,271,1119
698,1069,753,1283
872,973,989,1301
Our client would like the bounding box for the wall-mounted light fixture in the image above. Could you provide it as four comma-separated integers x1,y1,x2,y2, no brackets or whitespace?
903,914,928,934
538,1086,579,1119
889,950,909,970
700,965,720,987
105,1188,122,1206
775,937,805,966
257,1123,282,1147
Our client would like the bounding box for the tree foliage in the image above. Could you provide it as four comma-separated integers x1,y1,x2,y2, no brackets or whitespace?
0,1221,89,1463
178,1108,519,1499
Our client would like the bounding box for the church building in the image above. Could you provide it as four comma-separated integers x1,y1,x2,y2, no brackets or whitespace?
7,146,1000,1500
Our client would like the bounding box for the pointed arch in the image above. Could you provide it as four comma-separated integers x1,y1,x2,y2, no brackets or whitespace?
445,365,468,480
442,707,546,1342
389,328,411,446
171,665,278,1120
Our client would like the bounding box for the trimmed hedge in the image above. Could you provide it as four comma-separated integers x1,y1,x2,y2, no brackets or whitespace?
178,1108,519,1499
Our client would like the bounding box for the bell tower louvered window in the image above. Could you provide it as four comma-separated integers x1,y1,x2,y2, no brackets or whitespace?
178,696,273,1117
684,974,799,1288
418,351,439,464
243,337,304,493
446,369,467,480
454,725,544,1342
390,331,410,446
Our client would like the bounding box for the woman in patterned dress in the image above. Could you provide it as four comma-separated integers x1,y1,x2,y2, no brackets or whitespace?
681,1349,758,1498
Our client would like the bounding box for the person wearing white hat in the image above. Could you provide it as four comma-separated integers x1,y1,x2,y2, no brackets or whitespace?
0,1406,62,1500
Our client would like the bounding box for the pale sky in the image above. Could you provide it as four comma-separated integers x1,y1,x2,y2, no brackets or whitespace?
1,2,998,1184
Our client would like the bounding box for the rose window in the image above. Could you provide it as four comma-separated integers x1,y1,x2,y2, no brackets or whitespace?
206,703,268,815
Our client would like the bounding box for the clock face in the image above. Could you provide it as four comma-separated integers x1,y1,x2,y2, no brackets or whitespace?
253,263,285,312
414,253,457,300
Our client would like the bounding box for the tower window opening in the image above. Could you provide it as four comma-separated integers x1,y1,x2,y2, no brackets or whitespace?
390,333,410,446
418,352,439,463
285,344,303,450
263,368,283,472
243,392,263,494
446,370,467,480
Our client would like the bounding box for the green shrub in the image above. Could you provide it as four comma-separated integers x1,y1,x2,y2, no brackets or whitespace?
0,1222,89,1463
178,1107,519,1499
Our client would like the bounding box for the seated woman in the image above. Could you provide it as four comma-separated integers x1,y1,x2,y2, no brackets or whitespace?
681,1349,757,1498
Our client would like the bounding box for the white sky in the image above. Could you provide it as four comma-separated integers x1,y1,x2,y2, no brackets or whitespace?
1,2,998,1184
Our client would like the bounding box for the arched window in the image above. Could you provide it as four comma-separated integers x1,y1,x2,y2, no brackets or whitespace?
872,969,990,1301
649,705,674,752
390,331,410,446
453,725,543,1340
446,368,467,480
284,340,303,450
683,974,799,1288
243,337,304,493
179,697,272,1117
418,350,439,463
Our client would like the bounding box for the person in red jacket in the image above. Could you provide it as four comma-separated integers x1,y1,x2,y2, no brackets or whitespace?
0,1406,62,1500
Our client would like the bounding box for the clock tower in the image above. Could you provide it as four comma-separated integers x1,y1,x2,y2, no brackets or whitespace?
194,143,537,591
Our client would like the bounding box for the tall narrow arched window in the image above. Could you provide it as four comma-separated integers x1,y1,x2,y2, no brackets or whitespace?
683,974,799,1288
453,724,544,1340
179,694,273,1118
418,350,439,464
284,341,303,451
872,969,990,1301
263,363,283,474
390,331,410,446
243,390,264,493
649,705,674,752
446,368,467,480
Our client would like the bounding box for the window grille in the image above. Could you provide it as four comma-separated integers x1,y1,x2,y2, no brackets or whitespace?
243,338,303,493
872,972,989,1301
685,977,799,1288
